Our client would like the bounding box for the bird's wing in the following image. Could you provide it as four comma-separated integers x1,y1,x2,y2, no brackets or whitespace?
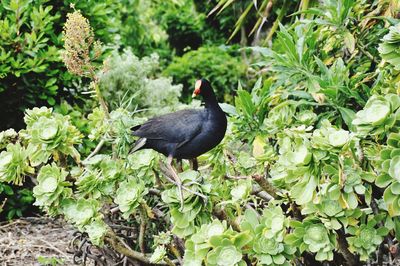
132,109,204,145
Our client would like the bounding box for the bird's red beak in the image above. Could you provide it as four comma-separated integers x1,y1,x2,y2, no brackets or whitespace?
192,80,201,97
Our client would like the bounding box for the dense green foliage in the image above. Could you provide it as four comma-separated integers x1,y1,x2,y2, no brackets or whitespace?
1,0,400,265
164,46,247,102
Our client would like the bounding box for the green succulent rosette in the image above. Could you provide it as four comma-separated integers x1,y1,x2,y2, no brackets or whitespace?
378,24,400,70
270,132,315,205
77,155,124,198
184,220,250,266
0,142,34,185
23,106,53,127
33,163,71,215
161,170,212,237
0,129,18,150
323,157,375,210
312,120,351,149
84,218,108,246
114,178,148,219
62,198,100,229
302,197,362,230
347,217,388,261
352,94,400,136
376,132,400,216
286,218,336,261
22,107,82,166
241,206,294,265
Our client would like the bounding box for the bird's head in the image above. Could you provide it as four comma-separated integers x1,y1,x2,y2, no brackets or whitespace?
192,78,214,99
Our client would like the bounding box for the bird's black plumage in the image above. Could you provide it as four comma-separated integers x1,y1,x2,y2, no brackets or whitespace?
131,79,227,159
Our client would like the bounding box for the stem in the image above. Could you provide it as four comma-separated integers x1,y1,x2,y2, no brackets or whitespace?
92,78,110,119
252,174,278,198
337,229,359,266
139,205,148,253
264,0,289,44
167,244,182,264
84,139,105,161
163,257,175,266
213,207,241,231
105,230,157,265
299,0,310,19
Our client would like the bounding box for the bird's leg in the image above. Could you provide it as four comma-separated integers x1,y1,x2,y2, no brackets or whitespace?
166,155,184,210
176,159,183,173
190,158,198,171
161,157,208,207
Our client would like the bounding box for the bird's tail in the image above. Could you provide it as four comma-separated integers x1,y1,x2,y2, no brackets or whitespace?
130,137,147,153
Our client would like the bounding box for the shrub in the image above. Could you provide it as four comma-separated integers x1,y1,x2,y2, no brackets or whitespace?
99,49,182,115
164,46,247,102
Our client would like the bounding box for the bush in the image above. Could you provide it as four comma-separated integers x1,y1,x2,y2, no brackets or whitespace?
99,49,182,115
164,45,247,102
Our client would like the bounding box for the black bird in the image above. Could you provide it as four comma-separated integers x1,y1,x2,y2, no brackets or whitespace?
131,79,227,206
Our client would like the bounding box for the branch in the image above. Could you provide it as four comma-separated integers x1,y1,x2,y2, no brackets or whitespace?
251,185,274,201
337,229,359,266
252,174,278,198
138,205,148,253
84,139,105,161
167,243,183,264
105,230,164,265
213,207,241,232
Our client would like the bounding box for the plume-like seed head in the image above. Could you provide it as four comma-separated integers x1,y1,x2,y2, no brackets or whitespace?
62,10,102,77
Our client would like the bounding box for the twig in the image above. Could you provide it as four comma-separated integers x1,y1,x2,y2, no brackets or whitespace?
252,174,278,198
105,230,163,265
264,0,289,44
138,205,148,253
84,139,105,161
356,42,378,64
164,257,175,266
213,207,241,232
337,229,359,266
168,244,182,264
225,175,248,180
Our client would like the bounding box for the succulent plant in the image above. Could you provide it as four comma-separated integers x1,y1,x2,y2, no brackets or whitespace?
62,198,100,229
263,102,296,134
184,220,250,266
87,107,107,141
22,107,82,166
33,163,71,214
352,94,400,136
286,219,336,261
378,24,400,70
347,217,388,261
376,132,400,216
0,143,34,185
241,206,294,265
84,218,108,246
162,170,212,237
0,129,18,150
312,120,351,149
323,156,375,210
77,154,124,198
230,179,252,202
206,244,243,266
114,178,148,219
150,246,167,264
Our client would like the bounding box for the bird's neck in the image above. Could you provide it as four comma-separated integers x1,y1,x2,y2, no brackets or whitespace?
204,96,220,110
